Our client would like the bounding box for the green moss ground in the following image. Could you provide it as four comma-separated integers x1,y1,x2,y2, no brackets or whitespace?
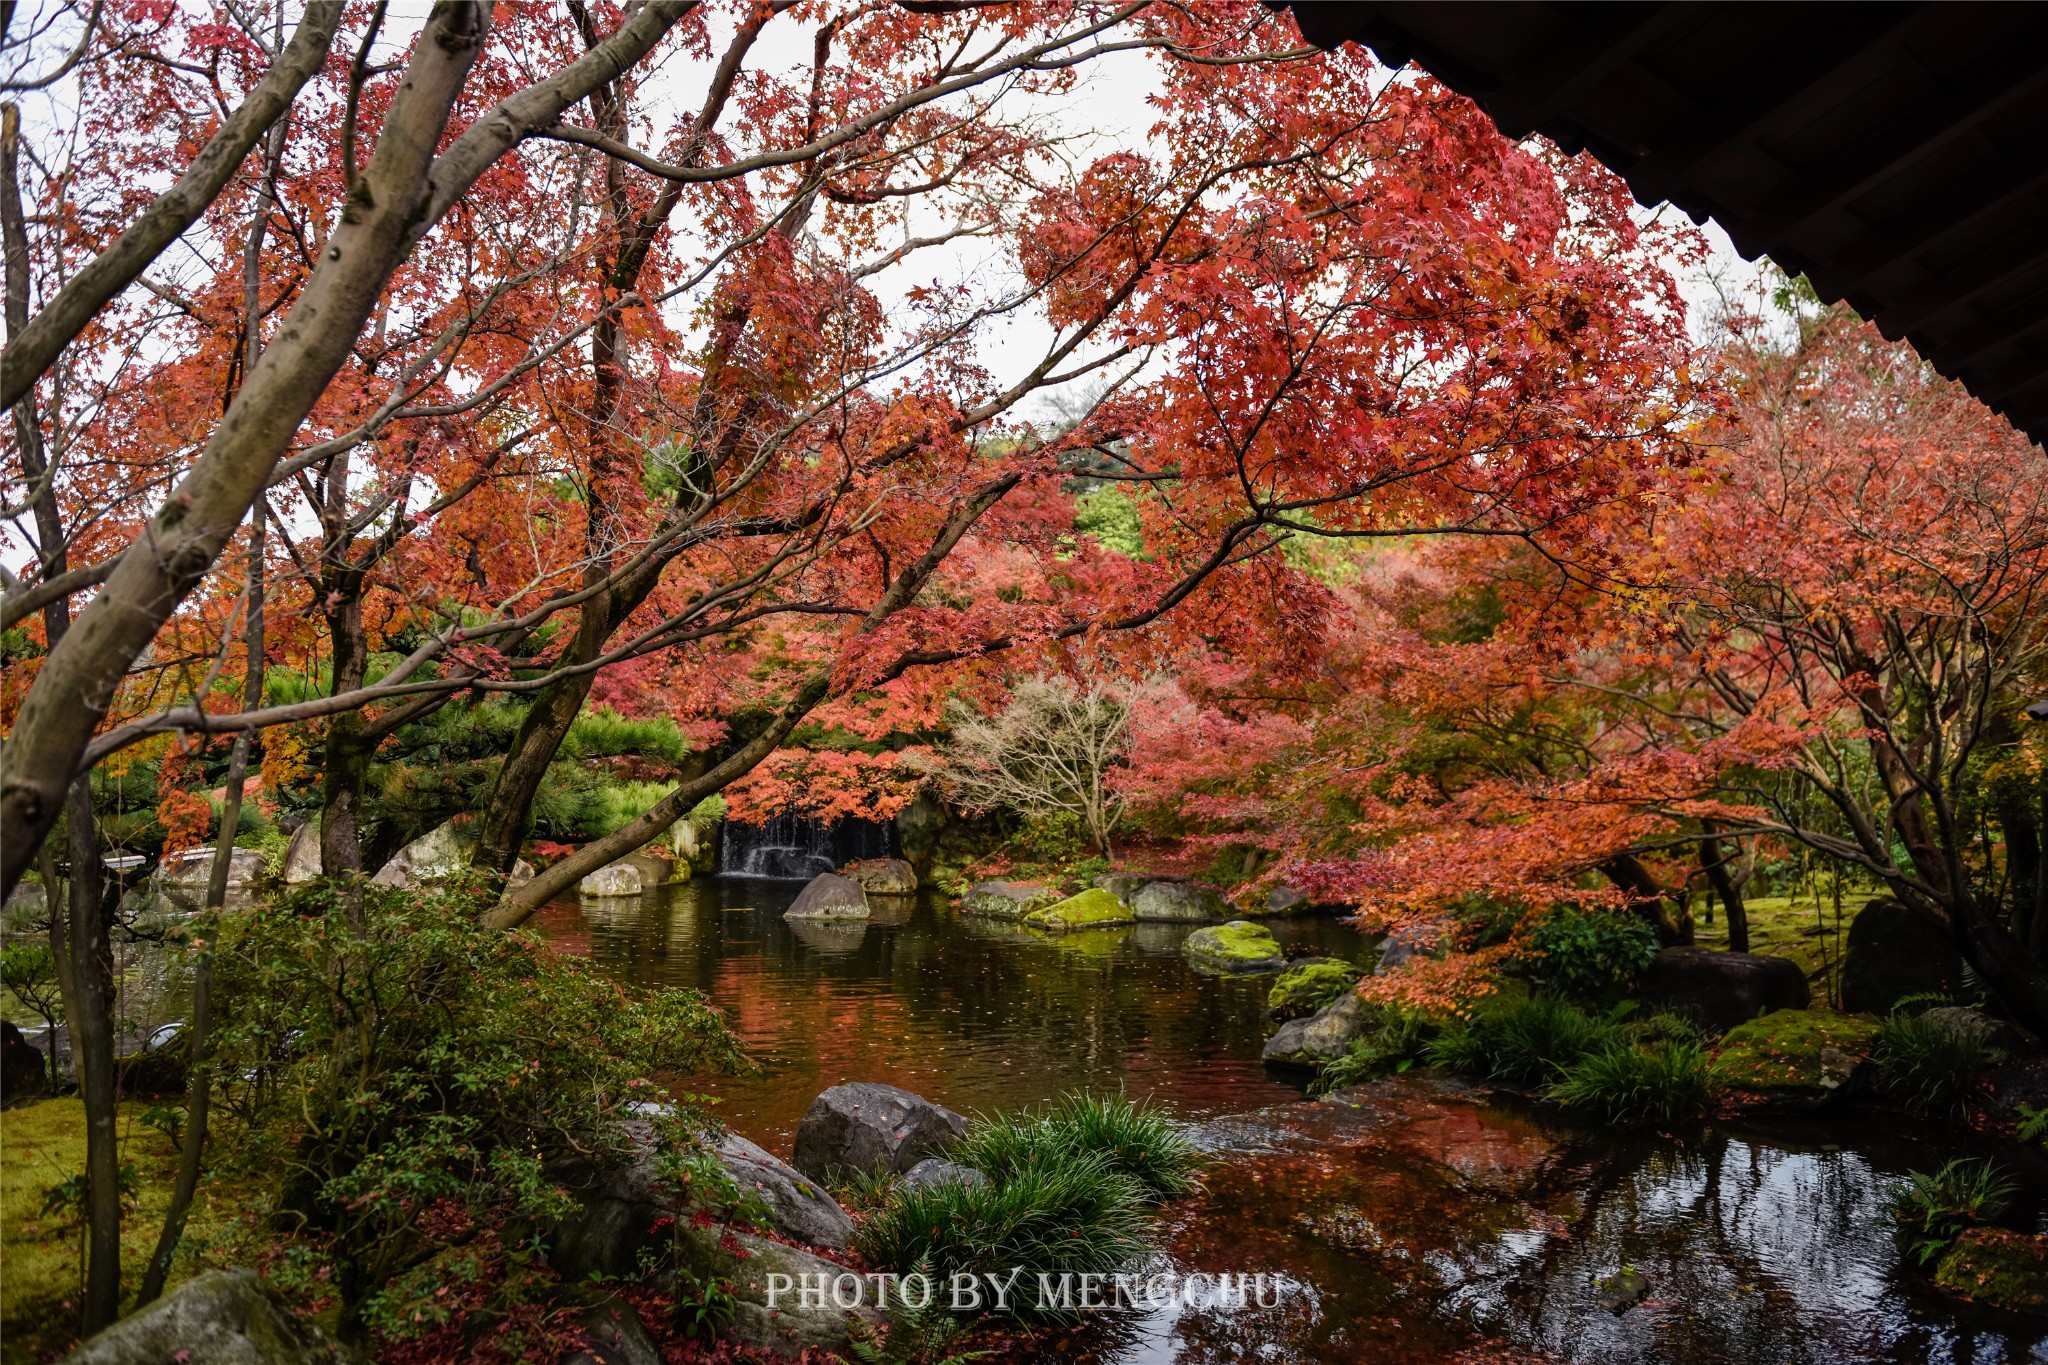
1269,960,1363,1020
1712,1008,1881,1094
1692,892,1876,1000
1935,1228,2048,1312
1,1099,254,1363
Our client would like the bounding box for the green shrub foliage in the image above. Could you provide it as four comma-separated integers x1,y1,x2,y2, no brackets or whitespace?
1892,1159,2016,1267
1874,1011,2002,1116
208,885,746,1337
1523,910,1659,1000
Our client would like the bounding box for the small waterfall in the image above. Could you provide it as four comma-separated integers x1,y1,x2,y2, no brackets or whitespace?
719,811,898,880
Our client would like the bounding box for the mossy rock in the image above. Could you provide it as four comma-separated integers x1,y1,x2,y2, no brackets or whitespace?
1184,920,1286,975
1269,958,1364,1020
1027,888,1136,932
1711,1008,1880,1111
1935,1228,2048,1314
958,880,1059,920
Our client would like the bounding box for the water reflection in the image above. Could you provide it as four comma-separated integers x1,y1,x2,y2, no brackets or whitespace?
538,879,2048,1365
534,878,1361,1146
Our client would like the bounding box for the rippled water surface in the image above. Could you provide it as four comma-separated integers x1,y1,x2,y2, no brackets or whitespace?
538,878,2048,1365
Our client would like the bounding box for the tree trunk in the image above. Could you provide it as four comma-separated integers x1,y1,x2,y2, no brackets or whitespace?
1700,824,1750,955
65,778,120,1334
1602,853,1693,946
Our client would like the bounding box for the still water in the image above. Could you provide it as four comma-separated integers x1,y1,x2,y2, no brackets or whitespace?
536,878,2048,1365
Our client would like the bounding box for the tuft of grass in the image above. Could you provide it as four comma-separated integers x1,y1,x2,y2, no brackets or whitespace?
1546,1040,1713,1124
1874,1012,2001,1116
1315,1011,1431,1093
1426,994,1617,1084
1891,1158,2016,1267
953,1092,1201,1202
851,1155,1151,1320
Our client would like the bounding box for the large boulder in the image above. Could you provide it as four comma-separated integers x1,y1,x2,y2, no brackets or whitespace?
1712,1008,1880,1112
1841,897,1968,1016
958,880,1057,920
1643,947,1810,1033
1262,991,1378,1070
1183,920,1287,975
715,1132,856,1251
1131,880,1230,922
564,1294,664,1365
369,821,473,889
2,1020,48,1106
624,850,674,886
1026,888,1134,932
840,858,917,896
282,819,322,885
581,862,645,898
677,1224,884,1355
1257,886,1312,917
894,791,948,867
152,846,267,913
785,873,870,920
60,1267,352,1365
792,1082,968,1182
1094,871,1148,902
1268,958,1364,1021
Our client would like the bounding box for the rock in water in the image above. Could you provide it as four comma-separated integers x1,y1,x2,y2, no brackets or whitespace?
792,1082,968,1181
899,1158,990,1192
1934,1228,2048,1314
840,858,917,895
1268,959,1364,1021
715,1131,856,1250
282,818,322,884
1260,886,1312,916
785,873,870,920
580,862,644,899
152,846,267,913
958,880,1058,920
1183,921,1287,975
2,1021,47,1106
60,1267,352,1365
1027,888,1135,931
1262,992,1378,1070
1594,1266,1650,1314
1841,897,1968,1016
1131,881,1229,922
1642,947,1809,1033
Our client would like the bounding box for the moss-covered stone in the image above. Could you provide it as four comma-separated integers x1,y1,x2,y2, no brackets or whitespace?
958,880,1059,920
1934,1228,2048,1314
1027,888,1136,932
1268,958,1364,1020
1711,1008,1880,1111
1184,920,1286,975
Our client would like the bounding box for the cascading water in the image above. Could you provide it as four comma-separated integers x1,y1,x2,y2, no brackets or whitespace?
718,811,897,880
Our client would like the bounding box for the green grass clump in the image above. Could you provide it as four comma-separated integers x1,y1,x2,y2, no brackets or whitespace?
953,1092,1201,1201
1315,1011,1431,1093
854,1094,1201,1320
1426,994,1616,1084
853,1156,1150,1318
1546,1040,1713,1124
1875,1012,2002,1116
1892,1158,2015,1266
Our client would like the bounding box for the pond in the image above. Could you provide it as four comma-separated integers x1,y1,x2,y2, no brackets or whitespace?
536,878,2048,1365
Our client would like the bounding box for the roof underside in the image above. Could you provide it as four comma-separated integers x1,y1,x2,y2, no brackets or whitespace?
1288,1,2048,447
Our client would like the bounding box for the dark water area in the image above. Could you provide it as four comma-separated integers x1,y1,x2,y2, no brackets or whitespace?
536,877,2048,1365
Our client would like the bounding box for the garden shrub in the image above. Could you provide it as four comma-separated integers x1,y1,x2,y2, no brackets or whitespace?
1546,1040,1712,1124
1425,994,1617,1084
208,884,748,1342
1874,1011,2002,1116
1892,1158,2015,1267
1522,909,1659,1001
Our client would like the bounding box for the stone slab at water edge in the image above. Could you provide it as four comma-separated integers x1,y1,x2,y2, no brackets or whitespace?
1269,959,1365,1021
1263,991,1377,1070
793,1082,968,1180
958,880,1058,919
1184,920,1288,974
1027,888,1136,931
840,857,917,895
581,861,644,898
785,873,871,920
1130,880,1230,922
